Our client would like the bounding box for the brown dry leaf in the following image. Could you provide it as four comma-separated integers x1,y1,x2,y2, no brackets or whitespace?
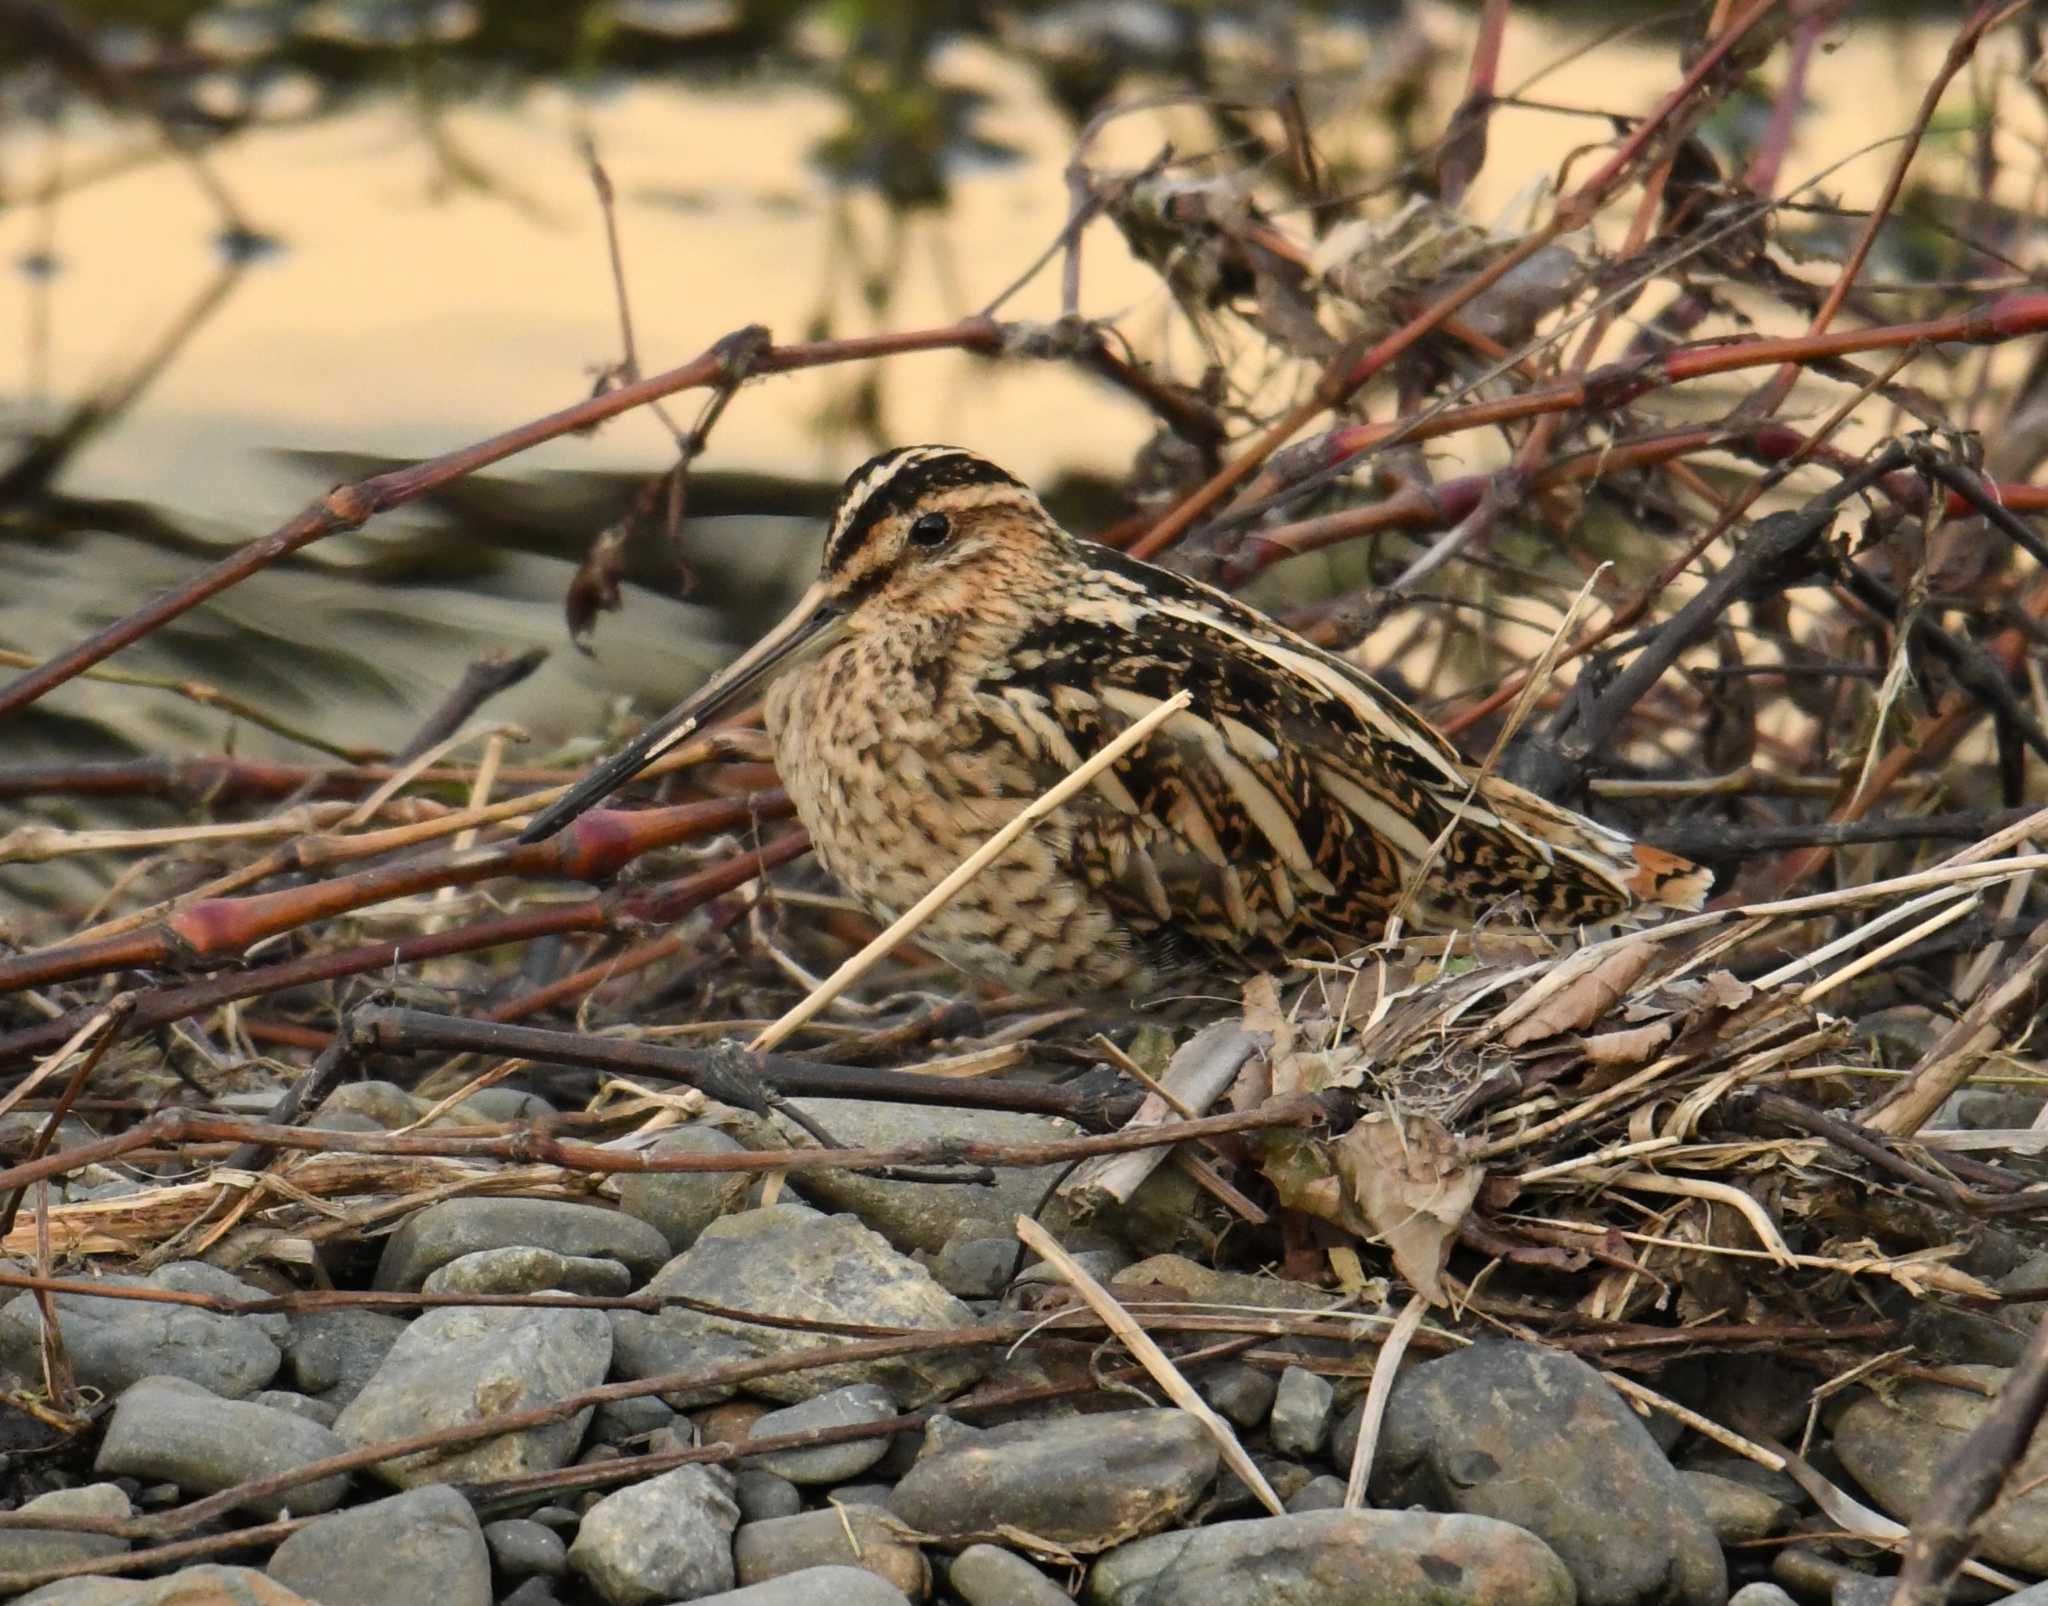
1255,1131,1347,1225
1499,939,1656,1047
1325,1244,1373,1296
1241,973,1287,1041
1333,1113,1484,1306
1476,1173,1522,1213
564,522,630,649
1700,970,1756,1011
1241,973,1312,1099
1580,1018,1677,1066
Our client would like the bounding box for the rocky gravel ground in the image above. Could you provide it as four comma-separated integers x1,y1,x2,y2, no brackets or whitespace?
0,1085,2039,1605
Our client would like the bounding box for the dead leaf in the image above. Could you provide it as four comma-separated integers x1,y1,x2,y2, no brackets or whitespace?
1325,1245,1373,1296
565,523,630,649
1435,90,1492,208
1499,940,1656,1047
1255,1131,1345,1224
1476,1173,1523,1213
1333,1112,1484,1306
1241,973,1310,1099
1700,970,1757,1011
1581,1019,1677,1066
1241,974,1286,1040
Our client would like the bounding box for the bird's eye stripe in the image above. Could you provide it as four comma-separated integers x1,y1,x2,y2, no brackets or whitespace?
824,446,1022,571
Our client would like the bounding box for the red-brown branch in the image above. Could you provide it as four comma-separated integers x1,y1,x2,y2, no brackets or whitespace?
0,319,1001,721
0,794,791,996
0,830,811,1067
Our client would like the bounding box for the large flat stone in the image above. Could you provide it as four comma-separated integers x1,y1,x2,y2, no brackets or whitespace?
333,1303,610,1488
266,1483,490,1606
373,1198,669,1291
94,1376,349,1517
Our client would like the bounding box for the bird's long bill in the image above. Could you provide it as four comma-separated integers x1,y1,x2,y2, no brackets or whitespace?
519,581,842,843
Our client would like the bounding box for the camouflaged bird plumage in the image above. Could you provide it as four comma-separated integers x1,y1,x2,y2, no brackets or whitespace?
754,445,1710,997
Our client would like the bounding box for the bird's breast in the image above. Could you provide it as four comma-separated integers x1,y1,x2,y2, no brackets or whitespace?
763,634,1143,995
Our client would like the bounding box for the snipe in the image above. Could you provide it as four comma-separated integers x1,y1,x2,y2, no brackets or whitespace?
522,445,1709,996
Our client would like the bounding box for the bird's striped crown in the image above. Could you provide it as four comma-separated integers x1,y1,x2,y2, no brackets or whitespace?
823,445,1038,576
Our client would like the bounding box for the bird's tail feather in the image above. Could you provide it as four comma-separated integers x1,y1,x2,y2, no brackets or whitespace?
1466,773,1712,916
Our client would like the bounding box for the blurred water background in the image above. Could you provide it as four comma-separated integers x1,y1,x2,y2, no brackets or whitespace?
0,1,2011,896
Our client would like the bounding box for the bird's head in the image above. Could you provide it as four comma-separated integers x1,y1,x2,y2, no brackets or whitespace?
817,443,1064,618
519,445,1055,841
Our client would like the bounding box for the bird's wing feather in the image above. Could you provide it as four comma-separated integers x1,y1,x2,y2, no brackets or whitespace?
972,546,1703,961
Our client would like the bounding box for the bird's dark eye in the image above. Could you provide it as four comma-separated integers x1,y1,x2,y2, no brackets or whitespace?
908,511,951,547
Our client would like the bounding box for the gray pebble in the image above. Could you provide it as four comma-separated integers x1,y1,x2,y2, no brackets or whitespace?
743,1383,898,1484
483,1517,568,1580
1284,1473,1348,1513
610,1205,986,1408
95,1376,348,1517
18,1562,293,1603
251,1388,340,1427
1370,1340,1725,1606
284,1307,410,1405
606,1322,758,1410
733,1505,927,1599
931,1233,1019,1298
775,1098,1081,1254
1211,1456,1313,1517
1269,1365,1333,1457
459,1086,556,1123
313,1080,430,1130
568,1464,740,1605
1771,1546,1869,1599
616,1126,758,1252
917,1414,983,1458
734,1469,803,1522
690,1566,912,1605
0,1483,131,1575
1834,1365,2048,1573
591,1393,676,1447
1089,1510,1574,1605
308,1109,388,1134
1676,1452,1806,1511
374,1197,670,1292
334,1303,611,1489
1010,1247,1130,1292
1727,1587,1799,1606
1682,1468,1794,1543
0,1264,284,1400
266,1482,489,1606
890,1408,1216,1552
421,1245,633,1298
948,1542,1071,1605
826,1483,894,1508
1197,1360,1277,1428
871,1428,924,1479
